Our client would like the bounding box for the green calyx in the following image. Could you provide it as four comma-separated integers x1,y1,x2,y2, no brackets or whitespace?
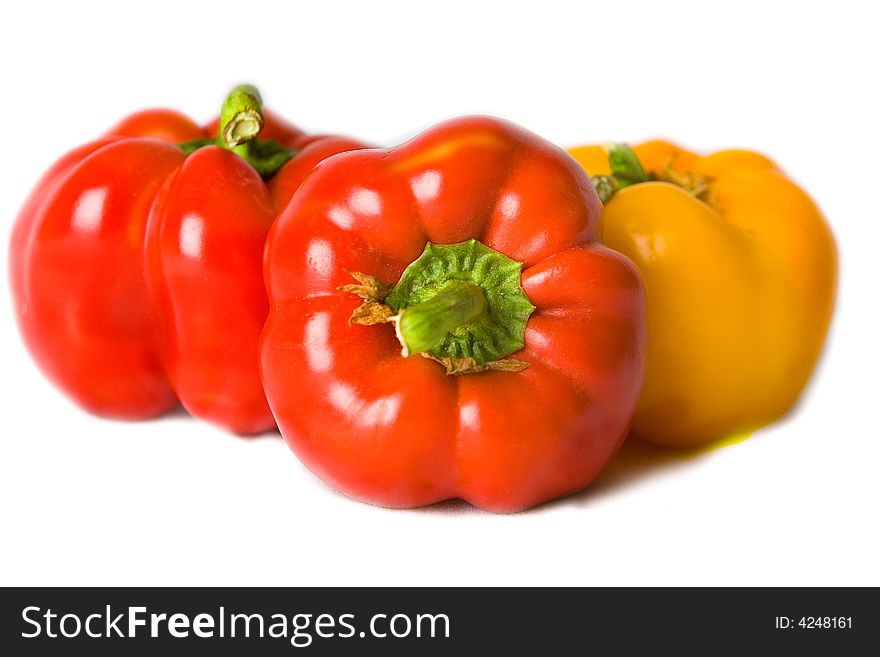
177,84,296,178
233,138,297,178
386,240,535,364
341,240,536,375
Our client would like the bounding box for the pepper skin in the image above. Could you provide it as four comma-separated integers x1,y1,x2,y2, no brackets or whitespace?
261,117,647,511
568,141,837,448
10,86,369,433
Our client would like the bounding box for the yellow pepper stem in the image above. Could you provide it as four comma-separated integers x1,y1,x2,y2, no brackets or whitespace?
590,143,651,203
591,143,711,204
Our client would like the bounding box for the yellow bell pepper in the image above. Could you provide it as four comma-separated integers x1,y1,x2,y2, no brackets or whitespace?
567,141,837,448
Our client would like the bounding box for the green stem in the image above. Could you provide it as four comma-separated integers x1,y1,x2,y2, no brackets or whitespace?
178,85,296,178
395,281,486,357
219,84,264,151
591,143,652,204
607,142,650,184
590,143,712,204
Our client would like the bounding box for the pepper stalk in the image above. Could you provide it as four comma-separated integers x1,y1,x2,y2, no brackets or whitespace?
178,84,295,178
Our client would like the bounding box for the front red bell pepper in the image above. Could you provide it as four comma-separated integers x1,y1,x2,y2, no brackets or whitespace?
260,116,647,511
10,85,369,433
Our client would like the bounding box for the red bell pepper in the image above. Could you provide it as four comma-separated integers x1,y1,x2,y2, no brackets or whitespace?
261,116,647,511
10,86,369,434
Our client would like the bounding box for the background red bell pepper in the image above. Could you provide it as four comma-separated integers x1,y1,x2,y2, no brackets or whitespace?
10,85,369,433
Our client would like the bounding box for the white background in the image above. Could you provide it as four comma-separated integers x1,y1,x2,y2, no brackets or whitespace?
1,0,878,586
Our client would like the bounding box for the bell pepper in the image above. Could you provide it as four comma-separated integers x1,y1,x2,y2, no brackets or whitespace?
261,117,647,511
10,85,369,433
567,141,837,448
